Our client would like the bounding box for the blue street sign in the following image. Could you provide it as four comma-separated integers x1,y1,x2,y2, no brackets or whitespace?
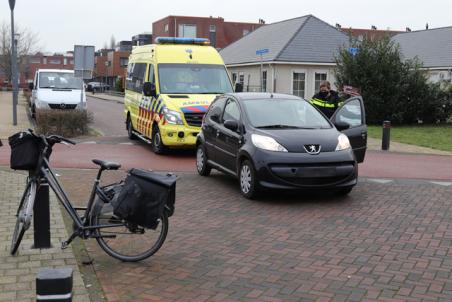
256,48,270,56
349,47,359,56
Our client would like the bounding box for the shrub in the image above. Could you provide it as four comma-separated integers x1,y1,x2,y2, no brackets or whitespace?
36,109,93,137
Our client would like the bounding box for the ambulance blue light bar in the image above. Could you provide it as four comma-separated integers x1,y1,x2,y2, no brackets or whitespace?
155,37,210,45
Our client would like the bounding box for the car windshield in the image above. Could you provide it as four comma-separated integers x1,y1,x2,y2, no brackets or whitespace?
243,98,332,129
39,72,82,89
158,64,233,94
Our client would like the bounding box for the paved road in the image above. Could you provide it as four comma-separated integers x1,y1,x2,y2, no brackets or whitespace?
87,96,126,137
58,169,452,302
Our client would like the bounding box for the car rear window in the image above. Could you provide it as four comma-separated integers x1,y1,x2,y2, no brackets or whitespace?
243,98,332,129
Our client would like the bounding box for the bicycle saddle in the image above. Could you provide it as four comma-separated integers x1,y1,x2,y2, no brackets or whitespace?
92,159,121,170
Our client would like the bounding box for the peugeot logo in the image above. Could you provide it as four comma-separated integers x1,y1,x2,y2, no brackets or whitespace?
60,103,66,109
304,144,321,155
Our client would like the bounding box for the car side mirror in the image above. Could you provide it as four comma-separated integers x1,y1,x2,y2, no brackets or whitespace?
143,82,156,97
28,82,34,90
224,120,239,132
334,121,350,131
235,83,243,93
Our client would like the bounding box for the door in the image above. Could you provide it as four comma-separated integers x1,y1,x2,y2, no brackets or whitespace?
202,97,227,162
331,97,367,163
216,98,242,174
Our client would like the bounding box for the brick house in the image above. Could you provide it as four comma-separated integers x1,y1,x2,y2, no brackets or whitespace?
93,49,130,90
152,15,263,49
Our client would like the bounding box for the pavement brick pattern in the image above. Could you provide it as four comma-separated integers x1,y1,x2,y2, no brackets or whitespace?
57,170,452,302
0,169,90,301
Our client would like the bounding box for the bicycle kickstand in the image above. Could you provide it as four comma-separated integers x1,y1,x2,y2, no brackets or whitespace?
61,232,78,249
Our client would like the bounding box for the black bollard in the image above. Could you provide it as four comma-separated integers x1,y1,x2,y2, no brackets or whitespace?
33,177,52,248
382,120,391,151
37,268,73,302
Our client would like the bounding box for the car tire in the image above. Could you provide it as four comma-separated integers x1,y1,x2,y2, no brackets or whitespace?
127,116,136,140
239,160,260,199
335,186,353,196
152,125,166,154
196,144,211,176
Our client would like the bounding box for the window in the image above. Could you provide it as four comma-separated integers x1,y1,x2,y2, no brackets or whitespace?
232,73,238,85
164,24,169,32
29,57,40,64
314,72,327,93
69,60,74,65
292,72,305,98
209,25,216,32
223,99,240,122
243,29,250,36
43,57,47,64
148,64,155,83
63,58,67,65
335,99,362,127
206,97,227,122
239,73,244,85
38,72,82,89
178,24,197,38
126,63,147,92
120,57,129,67
49,59,61,64
262,70,267,92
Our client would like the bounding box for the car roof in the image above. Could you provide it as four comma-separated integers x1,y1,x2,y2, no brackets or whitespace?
37,69,74,73
224,92,304,101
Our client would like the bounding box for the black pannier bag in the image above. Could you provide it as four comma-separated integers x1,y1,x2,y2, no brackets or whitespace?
112,169,177,229
8,132,40,170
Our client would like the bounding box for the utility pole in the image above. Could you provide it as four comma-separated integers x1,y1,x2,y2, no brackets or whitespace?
9,0,18,126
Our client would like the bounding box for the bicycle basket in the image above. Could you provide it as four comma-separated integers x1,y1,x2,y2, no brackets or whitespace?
111,169,177,229
8,132,41,171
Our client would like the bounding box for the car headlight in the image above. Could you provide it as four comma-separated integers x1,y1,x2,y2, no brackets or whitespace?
163,108,183,125
335,134,351,151
251,134,288,152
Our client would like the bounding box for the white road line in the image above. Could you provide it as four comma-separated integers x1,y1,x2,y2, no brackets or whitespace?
80,141,97,144
367,178,394,184
430,181,452,186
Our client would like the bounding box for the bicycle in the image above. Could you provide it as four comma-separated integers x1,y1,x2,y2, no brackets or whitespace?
9,129,175,262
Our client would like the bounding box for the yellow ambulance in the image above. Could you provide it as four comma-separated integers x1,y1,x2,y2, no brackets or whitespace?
124,37,233,154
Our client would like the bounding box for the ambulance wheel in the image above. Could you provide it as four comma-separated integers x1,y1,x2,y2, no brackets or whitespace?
152,125,166,154
127,116,136,140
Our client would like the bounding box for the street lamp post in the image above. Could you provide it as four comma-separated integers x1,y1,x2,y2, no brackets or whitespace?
9,0,18,126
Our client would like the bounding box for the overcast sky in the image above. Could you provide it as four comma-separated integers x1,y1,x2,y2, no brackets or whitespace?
0,0,450,53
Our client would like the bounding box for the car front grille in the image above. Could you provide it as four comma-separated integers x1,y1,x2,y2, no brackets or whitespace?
48,104,77,110
184,113,205,127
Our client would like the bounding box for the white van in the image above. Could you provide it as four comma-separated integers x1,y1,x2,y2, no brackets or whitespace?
30,69,87,117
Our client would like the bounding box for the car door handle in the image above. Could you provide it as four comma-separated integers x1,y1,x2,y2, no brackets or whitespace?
361,131,367,139
216,130,220,137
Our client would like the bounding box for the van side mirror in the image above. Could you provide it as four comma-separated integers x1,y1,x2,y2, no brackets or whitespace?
143,82,156,97
235,83,243,93
224,120,239,132
28,82,34,90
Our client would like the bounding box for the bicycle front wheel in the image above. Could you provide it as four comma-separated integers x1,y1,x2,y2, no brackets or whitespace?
92,203,168,262
11,180,37,255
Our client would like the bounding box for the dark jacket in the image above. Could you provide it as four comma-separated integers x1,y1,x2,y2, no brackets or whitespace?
310,90,340,118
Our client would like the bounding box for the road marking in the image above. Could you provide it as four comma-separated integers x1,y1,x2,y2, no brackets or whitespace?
367,178,394,184
119,142,133,145
80,141,97,144
430,181,452,186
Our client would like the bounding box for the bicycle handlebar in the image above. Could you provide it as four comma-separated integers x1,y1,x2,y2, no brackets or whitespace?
27,129,76,146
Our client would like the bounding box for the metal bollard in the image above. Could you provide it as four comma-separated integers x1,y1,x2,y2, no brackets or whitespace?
37,268,73,302
382,120,391,151
33,177,52,249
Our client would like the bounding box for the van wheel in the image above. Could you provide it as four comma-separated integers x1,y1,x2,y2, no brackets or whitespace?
239,160,260,199
152,125,166,154
127,116,136,140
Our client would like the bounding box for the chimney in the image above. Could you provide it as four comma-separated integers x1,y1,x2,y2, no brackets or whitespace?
406,27,411,32
335,23,342,29
371,25,377,30
426,23,429,30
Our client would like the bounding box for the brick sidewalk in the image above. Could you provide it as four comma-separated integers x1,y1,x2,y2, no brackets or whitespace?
0,169,91,301
56,169,452,302
0,91,32,139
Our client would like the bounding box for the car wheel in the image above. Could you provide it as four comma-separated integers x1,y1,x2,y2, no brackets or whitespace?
196,145,211,176
239,160,260,199
335,186,353,196
127,116,136,140
152,125,166,154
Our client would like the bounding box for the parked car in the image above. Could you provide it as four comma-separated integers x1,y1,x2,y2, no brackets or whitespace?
30,69,87,117
87,82,110,92
196,93,367,198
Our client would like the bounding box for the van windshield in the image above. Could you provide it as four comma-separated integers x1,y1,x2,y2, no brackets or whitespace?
39,72,82,89
158,64,233,94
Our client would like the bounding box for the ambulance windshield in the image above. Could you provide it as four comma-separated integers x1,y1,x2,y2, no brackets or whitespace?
158,64,233,94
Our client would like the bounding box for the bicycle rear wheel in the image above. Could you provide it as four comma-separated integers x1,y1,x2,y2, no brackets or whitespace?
11,180,37,255
92,203,168,262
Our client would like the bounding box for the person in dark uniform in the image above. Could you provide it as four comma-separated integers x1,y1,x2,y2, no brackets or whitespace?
310,81,341,118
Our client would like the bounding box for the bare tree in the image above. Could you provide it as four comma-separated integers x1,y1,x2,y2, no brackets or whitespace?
0,22,40,82
109,35,116,49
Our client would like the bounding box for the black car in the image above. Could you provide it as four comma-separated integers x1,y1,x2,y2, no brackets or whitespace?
196,93,367,199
